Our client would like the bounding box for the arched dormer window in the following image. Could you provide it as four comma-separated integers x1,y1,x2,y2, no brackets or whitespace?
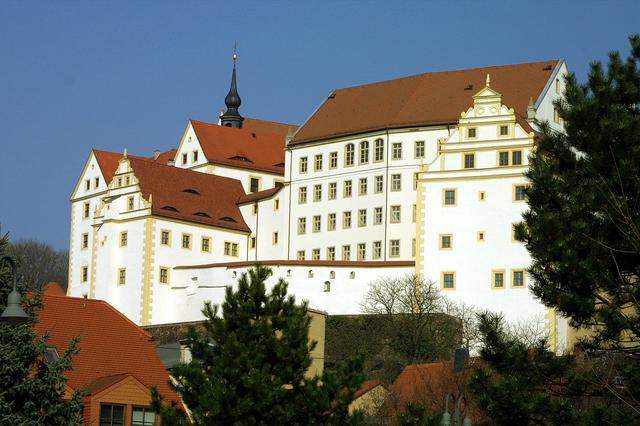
329,270,335,279
193,212,211,218
345,143,355,166
359,140,369,164
161,205,179,212
374,139,384,162
182,188,200,195
220,216,237,223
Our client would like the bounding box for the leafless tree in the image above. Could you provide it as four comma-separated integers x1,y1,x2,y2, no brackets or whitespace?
8,239,68,291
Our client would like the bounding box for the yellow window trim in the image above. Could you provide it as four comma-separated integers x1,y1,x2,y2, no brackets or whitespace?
440,271,456,291
181,232,192,250
496,123,512,138
118,231,128,248
272,232,279,245
201,236,211,253
477,231,485,242
461,152,476,169
249,175,262,192
511,269,527,288
442,188,457,207
117,268,126,286
512,183,528,202
492,269,506,289
439,234,453,250
328,151,338,169
159,266,170,285
160,229,172,246
81,233,89,250
465,126,478,140
224,241,239,257
273,198,279,211
478,191,486,201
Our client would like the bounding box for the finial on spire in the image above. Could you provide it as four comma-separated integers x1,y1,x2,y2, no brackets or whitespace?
123,147,128,158
220,45,244,128
233,42,238,61
485,73,491,87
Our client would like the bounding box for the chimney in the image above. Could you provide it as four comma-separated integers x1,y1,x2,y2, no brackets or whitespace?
153,150,161,160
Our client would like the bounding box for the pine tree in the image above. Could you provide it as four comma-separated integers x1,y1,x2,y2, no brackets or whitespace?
0,228,83,425
153,265,365,425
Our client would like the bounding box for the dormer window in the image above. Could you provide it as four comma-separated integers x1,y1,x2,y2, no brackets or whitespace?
194,212,211,218
182,153,188,165
161,205,179,212
192,151,199,162
220,216,237,223
182,188,200,195
230,155,252,163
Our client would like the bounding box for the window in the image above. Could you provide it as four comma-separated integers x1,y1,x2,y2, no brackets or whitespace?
299,156,308,173
329,152,338,169
297,217,307,234
127,196,134,211
478,231,485,241
463,153,475,169
117,268,126,286
329,270,336,279
224,242,239,257
83,202,90,219
125,175,130,186
412,204,416,223
373,241,382,259
132,407,156,426
412,238,416,257
328,213,336,231
201,237,211,252
359,140,369,164
85,179,90,191
343,180,352,198
81,233,89,249
298,187,307,204
312,184,322,202
374,207,383,225
328,182,337,200
392,142,402,160
467,128,477,138
499,125,509,136
327,246,336,261
359,178,368,196
272,232,279,245
94,177,99,188
297,250,306,260
345,143,355,166
391,174,401,191
374,139,384,162
273,198,279,211
358,209,367,227
441,272,455,290
443,189,457,206
343,211,352,228
341,245,351,261
357,243,366,261
313,215,321,232
324,281,331,292
439,234,452,249
181,153,188,165
512,270,525,288
374,175,384,193
389,240,400,258
498,151,510,166
252,204,258,215
415,140,425,158
492,270,505,288
390,205,401,223
553,108,561,124
250,236,256,249
100,404,125,426
119,231,127,247
160,230,171,246
312,248,320,260
181,233,191,249
413,172,419,190
250,177,260,193
314,154,323,171
513,184,527,202
555,78,561,94
81,266,88,283
479,191,486,201
117,177,122,187
512,150,523,166
159,267,169,285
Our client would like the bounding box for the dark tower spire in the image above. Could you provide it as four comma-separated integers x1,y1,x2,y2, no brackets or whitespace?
220,49,244,128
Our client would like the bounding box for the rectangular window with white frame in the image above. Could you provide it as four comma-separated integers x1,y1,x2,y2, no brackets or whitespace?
343,211,352,229
81,233,89,250
328,213,336,231
375,175,384,193
326,246,336,260
357,243,366,261
119,231,128,247
159,267,170,285
312,248,320,260
343,180,352,198
341,245,351,261
299,157,308,174
329,152,338,169
392,142,402,160
414,140,425,159
359,178,367,196
314,154,323,172
160,230,171,246
391,174,401,191
117,268,126,286
390,205,401,223
81,266,88,283
328,182,337,200
297,217,307,235
313,184,322,202
373,241,382,259
201,237,211,253
374,207,383,225
298,186,307,204
297,250,306,260
181,233,191,249
313,215,321,233
389,240,400,258
358,209,367,227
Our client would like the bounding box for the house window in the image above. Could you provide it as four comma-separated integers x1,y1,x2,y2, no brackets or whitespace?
201,237,211,252
360,140,369,164
391,174,401,191
512,150,523,166
299,157,308,173
390,205,401,223
357,243,366,261
555,78,560,94
358,209,367,227
327,246,336,261
479,191,486,201
414,141,425,158
192,151,198,163
297,250,306,260
324,281,331,292
100,403,125,426
132,407,156,426
83,202,90,219
159,267,169,285
439,234,452,249
314,184,322,202
298,187,307,204
374,207,383,225
514,184,527,201
250,177,260,193
374,175,384,193
329,152,338,169
297,217,307,234
94,177,99,188
392,142,402,160
374,139,384,162
492,270,505,288
467,128,477,138
553,108,561,124
441,272,455,289
81,233,89,249
127,196,134,211
85,179,90,191
117,177,122,187
512,270,525,287
181,233,191,249
341,245,351,261
160,230,171,246
328,213,336,231
224,242,239,257
477,231,485,242
250,236,256,249
81,266,88,283
117,268,126,286
463,153,475,169
499,125,509,136
313,215,321,232
343,180,352,198
498,151,510,166
314,154,323,171
373,241,382,259
359,178,368,196
273,199,279,211
328,182,337,200
252,204,258,215
272,232,279,244
412,204,416,223
412,238,416,257
119,231,127,247
125,175,130,186
345,143,355,166
443,189,457,206
342,211,352,228
389,240,400,258
312,248,320,260
181,153,188,165
413,172,419,190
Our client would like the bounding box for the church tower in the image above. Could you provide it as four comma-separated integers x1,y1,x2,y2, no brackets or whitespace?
220,52,244,128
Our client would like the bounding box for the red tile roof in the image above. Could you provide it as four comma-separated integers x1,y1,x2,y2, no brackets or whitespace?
236,186,283,205
34,291,181,407
354,379,387,400
175,260,415,270
190,120,286,175
128,157,250,233
292,60,559,145
242,117,298,137
93,149,176,184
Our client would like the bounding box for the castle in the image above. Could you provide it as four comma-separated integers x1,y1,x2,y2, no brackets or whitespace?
67,55,571,352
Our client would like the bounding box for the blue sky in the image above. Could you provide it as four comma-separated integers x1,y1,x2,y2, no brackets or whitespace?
1,1,638,250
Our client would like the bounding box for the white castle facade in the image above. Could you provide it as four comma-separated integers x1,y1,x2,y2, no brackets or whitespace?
67,58,571,351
